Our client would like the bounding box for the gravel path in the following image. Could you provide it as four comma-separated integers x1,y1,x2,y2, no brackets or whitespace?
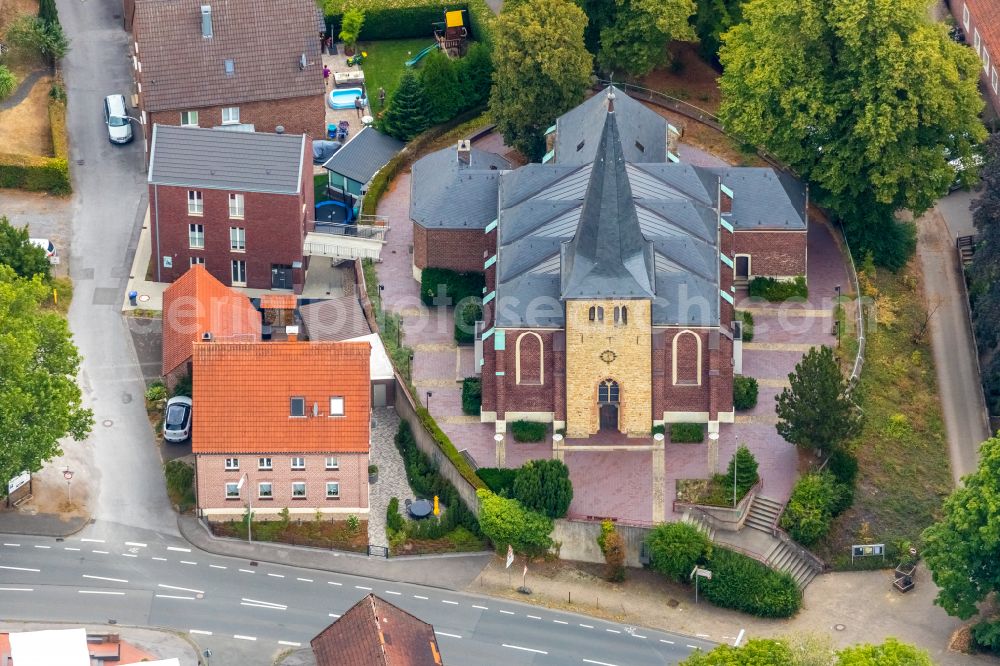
367,407,415,548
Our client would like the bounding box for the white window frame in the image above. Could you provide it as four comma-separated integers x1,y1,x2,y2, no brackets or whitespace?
190,256,205,267
993,66,998,93
325,456,339,470
221,106,240,125
225,482,240,499
180,110,199,127
258,457,272,470
224,457,239,470
290,396,305,417
187,190,203,216
290,456,305,470
326,482,340,499
231,259,246,286
329,396,345,417
291,482,307,498
188,223,204,249
230,227,246,252
984,48,990,75
258,482,273,499
963,3,970,30
974,28,982,56
228,193,244,219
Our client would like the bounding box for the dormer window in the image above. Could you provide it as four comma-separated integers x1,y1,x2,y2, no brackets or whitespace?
634,140,644,153
224,59,235,76
290,396,305,417
329,396,344,417
576,140,585,152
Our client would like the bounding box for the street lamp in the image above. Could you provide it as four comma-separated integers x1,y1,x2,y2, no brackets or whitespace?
237,474,253,543
733,434,739,508
62,468,74,504
834,284,842,348
426,391,433,411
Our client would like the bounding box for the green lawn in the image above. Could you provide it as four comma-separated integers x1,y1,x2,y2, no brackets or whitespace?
358,38,435,110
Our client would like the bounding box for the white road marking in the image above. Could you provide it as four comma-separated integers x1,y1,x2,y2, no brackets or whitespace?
0,565,39,572
3,543,20,547
267,573,284,578
383,590,401,595
233,635,256,641
327,581,342,586
328,613,341,618
210,565,227,570
63,547,80,551
552,619,567,624
503,644,547,655
734,629,745,647
33,545,51,549
125,542,147,548
159,583,204,594
238,569,255,574
660,639,674,645
83,575,128,583
167,546,191,552
156,594,195,600
606,629,621,634
79,590,126,595
180,560,197,565
579,624,594,629
413,595,428,600
189,630,213,636
92,550,109,554
632,634,647,639
241,597,287,609
583,660,617,666
0,587,33,592
442,600,459,605
355,585,372,590
435,632,461,639
527,615,541,620
695,634,710,638
152,557,168,561
686,645,698,649
499,610,515,615
472,605,488,610
241,602,286,610
121,553,138,558
80,538,105,543
296,577,312,582
278,641,301,647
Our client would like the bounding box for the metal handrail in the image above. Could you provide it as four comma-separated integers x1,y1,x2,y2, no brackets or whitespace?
595,79,722,130
311,221,388,241
837,221,866,387
772,525,826,573
673,478,763,529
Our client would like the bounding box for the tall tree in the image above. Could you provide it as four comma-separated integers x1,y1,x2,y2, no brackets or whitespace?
922,436,1000,619
586,0,697,78
0,217,50,279
775,346,860,454
512,458,573,519
0,266,93,489
490,0,592,161
645,522,712,582
968,134,1000,413
476,488,553,556
693,0,742,65
719,0,986,269
456,42,493,111
725,444,758,498
379,71,431,141
420,50,463,124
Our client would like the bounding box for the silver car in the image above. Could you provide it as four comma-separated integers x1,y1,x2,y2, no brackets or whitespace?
104,94,133,144
163,396,193,442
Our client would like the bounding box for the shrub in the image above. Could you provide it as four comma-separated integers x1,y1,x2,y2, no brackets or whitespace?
596,518,615,553
748,275,808,301
738,309,754,342
414,407,485,489
476,467,516,495
973,619,1000,653
338,8,364,49
454,300,482,343
420,267,485,307
646,522,712,582
421,49,463,124
38,0,60,25
512,458,573,518
651,424,665,436
172,373,192,398
0,66,17,101
145,382,167,402
780,471,848,545
456,42,493,110
49,95,69,161
670,422,704,443
511,420,546,442
164,460,194,511
603,529,626,582
347,514,360,533
826,447,858,487
0,152,70,195
733,376,758,410
726,445,759,498
5,15,69,61
476,488,553,556
368,464,378,475
387,497,406,533
701,548,801,618
461,377,482,415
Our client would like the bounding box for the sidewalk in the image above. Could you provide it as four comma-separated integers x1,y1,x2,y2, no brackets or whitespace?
177,514,491,590
0,511,87,538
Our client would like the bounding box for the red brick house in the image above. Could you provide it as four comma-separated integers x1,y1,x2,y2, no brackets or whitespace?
148,125,313,292
130,0,325,155
161,264,261,385
192,340,371,520
311,594,443,666
952,0,1000,113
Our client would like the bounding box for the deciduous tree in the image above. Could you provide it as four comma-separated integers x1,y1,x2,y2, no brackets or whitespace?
0,266,93,488
680,638,794,665
586,0,697,78
645,522,711,582
969,134,1000,413
719,0,986,269
476,489,553,557
835,638,933,665
692,0,742,65
776,346,861,453
0,216,50,279
490,0,591,160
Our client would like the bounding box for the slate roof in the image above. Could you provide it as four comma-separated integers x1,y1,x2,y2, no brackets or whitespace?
299,297,372,342
311,594,442,666
133,0,325,113
707,167,807,230
553,86,666,165
410,146,511,230
561,112,655,300
148,125,306,194
191,341,371,454
161,265,260,375
322,127,404,186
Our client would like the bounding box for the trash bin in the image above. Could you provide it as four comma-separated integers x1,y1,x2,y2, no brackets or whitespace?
128,290,138,306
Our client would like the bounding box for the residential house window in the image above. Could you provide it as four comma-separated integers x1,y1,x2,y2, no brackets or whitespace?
329,396,344,416
292,482,306,498
974,28,981,56
221,107,240,125
258,482,273,499
326,482,340,499
180,110,199,127
190,256,205,267
290,396,305,417
984,49,990,75
230,227,245,251
963,3,970,29
325,456,339,470
225,482,240,499
231,260,246,286
224,457,239,470
993,66,998,93
291,457,305,470
229,193,244,218
188,224,204,249
258,457,272,470
187,190,203,215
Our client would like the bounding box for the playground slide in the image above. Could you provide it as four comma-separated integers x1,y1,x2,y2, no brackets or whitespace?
405,43,439,67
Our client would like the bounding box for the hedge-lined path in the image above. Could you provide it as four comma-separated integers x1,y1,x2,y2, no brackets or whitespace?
0,68,47,111
367,407,411,549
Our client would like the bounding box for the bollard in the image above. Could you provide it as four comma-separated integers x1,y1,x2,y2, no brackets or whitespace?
128,290,138,306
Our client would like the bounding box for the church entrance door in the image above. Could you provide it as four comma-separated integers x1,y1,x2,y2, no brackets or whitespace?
598,378,620,432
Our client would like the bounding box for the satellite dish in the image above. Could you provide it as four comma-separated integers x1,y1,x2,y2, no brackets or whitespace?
313,402,319,417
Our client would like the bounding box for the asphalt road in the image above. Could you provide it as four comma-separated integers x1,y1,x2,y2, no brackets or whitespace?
0,535,715,665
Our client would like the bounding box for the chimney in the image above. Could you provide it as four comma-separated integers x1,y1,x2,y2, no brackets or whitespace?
286,325,299,342
457,139,471,166
200,5,212,39
202,331,213,342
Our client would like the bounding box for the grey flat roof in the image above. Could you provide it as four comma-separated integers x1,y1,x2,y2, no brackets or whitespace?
322,127,404,186
410,146,511,230
299,297,371,341
148,124,305,194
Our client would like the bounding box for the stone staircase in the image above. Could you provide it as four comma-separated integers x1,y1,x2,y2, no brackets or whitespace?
764,537,821,589
681,510,716,542
744,495,783,533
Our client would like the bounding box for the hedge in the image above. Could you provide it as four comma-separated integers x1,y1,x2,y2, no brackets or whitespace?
415,407,486,490
733,376,759,410
511,420,546,442
420,266,484,307
738,309,754,342
476,467,516,495
0,92,71,195
779,471,849,546
748,275,808,301
461,376,481,415
322,0,495,47
670,422,704,443
454,300,482,343
700,548,801,618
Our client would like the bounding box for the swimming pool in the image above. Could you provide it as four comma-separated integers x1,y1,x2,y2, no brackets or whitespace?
328,87,364,110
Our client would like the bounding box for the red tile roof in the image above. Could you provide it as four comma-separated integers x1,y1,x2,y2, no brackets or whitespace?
967,0,1000,57
311,594,443,666
191,341,371,454
260,294,297,310
161,265,261,376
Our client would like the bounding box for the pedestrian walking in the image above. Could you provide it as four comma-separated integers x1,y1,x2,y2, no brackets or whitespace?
378,86,386,108
354,96,363,118
323,65,331,87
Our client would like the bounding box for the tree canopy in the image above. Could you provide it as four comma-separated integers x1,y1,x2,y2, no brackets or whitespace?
692,0,742,65
922,436,1000,619
490,0,592,161
0,217,50,279
0,266,92,488
578,0,696,78
680,636,929,665
379,70,431,141
476,488,553,556
680,638,794,665
719,0,986,269
420,50,463,124
645,522,711,581
968,134,1000,414
835,638,933,665
776,345,861,453
512,458,573,518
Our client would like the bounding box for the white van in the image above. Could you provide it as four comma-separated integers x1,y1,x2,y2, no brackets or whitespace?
29,238,58,263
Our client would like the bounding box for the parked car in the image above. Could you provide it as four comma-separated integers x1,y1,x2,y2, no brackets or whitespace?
28,238,57,261
163,396,193,442
104,94,133,144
